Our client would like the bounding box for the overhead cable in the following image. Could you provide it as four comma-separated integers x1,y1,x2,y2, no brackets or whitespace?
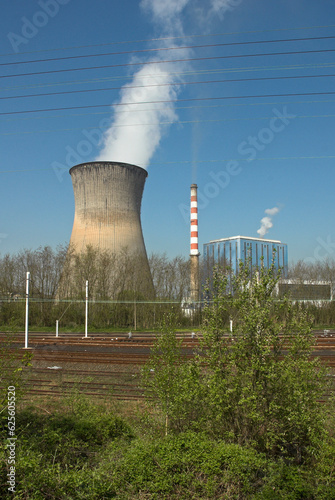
2,48,335,80
1,90,335,116
2,34,335,68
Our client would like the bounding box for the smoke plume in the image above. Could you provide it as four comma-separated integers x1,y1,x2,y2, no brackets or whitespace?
257,206,280,238
95,0,191,168
95,0,239,168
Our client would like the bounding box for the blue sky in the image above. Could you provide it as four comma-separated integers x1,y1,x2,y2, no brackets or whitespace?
1,0,335,265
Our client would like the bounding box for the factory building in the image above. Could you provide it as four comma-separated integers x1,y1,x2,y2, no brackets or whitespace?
203,236,332,301
204,235,288,276
276,279,332,302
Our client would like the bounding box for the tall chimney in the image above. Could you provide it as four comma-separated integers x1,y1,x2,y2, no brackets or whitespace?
190,183,200,303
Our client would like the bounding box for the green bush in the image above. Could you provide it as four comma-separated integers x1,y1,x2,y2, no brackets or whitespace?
0,397,133,499
1,405,334,499
100,431,268,499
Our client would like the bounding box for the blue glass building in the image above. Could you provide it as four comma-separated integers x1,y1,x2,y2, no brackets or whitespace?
203,236,288,276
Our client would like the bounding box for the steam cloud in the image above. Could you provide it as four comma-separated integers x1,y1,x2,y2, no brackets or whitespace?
95,0,239,168
257,207,280,238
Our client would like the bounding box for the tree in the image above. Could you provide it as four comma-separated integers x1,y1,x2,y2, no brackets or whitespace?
143,257,332,465
149,252,189,301
201,258,331,463
142,315,203,435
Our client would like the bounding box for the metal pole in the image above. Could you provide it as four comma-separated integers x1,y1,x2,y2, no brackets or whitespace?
85,280,88,338
56,320,59,338
24,272,30,349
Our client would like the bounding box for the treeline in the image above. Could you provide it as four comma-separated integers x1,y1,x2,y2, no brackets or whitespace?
1,245,335,329
0,245,192,329
288,258,335,287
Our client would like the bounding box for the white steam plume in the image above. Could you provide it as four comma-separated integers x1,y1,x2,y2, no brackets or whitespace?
95,0,238,168
257,206,280,238
141,0,191,34
95,0,191,168
211,0,243,18
95,64,182,168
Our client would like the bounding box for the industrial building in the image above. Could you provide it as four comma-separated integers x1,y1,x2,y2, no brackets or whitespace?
276,279,333,302
203,235,288,276
203,236,332,301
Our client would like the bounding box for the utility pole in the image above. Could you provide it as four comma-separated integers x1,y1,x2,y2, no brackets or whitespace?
24,272,30,349
85,280,88,338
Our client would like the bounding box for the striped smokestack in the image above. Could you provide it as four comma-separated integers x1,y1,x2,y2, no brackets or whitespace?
190,184,200,303
190,184,199,256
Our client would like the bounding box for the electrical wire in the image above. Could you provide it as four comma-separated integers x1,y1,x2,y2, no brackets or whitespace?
1,23,335,57
1,114,334,136
1,90,335,116
2,97,334,124
2,73,335,102
2,34,335,68
2,48,335,80
2,61,335,93
1,155,335,174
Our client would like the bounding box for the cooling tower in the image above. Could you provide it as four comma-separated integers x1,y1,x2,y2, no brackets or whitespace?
68,161,154,296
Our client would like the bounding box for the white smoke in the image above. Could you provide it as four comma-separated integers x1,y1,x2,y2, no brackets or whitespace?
257,207,280,238
140,0,191,33
211,0,242,15
95,64,182,167
95,0,240,168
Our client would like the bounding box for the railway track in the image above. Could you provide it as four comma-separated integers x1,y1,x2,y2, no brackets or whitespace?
1,330,335,401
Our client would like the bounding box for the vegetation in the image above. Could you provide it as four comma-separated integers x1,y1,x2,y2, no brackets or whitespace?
0,331,32,417
142,261,333,453
1,245,335,331
0,252,335,498
0,245,191,330
200,261,332,461
142,314,204,435
0,394,334,499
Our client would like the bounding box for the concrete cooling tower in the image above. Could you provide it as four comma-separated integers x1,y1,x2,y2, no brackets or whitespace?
68,161,154,296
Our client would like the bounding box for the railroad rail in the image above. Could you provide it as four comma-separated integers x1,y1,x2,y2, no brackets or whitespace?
1,330,334,401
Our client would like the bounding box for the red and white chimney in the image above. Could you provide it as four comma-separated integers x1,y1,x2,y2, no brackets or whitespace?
190,184,200,303
190,184,199,257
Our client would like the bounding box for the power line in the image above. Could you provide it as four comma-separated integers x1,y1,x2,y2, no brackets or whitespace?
1,23,335,57
1,90,335,116
2,61,335,93
1,114,334,136
2,73,335,102
2,98,334,124
2,48,335,80
2,34,335,68
1,155,335,174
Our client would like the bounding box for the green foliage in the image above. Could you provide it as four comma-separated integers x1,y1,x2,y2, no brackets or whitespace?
141,314,204,434
0,395,133,499
142,258,332,465
201,260,330,462
1,253,334,497
0,399,334,499
105,431,269,499
0,332,33,415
